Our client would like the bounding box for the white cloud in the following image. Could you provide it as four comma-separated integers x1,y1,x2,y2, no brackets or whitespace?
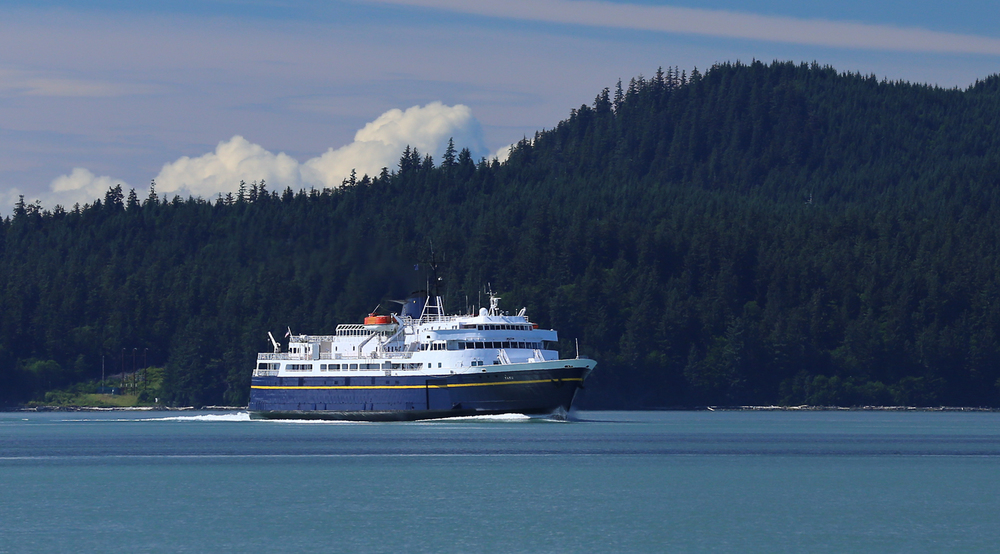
152,102,486,195
48,168,126,208
0,187,26,214
303,102,485,187
493,143,514,164
373,0,1000,55
154,135,303,197
31,102,487,211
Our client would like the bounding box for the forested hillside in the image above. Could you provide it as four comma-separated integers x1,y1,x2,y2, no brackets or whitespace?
4,60,1000,408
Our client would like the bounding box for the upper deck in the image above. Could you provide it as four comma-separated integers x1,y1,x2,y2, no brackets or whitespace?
253,293,563,377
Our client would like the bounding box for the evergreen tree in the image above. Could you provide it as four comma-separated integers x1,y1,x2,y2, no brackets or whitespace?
442,138,457,168
4,61,1000,409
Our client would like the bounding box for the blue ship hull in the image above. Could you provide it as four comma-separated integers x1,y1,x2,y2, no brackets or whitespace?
248,365,589,421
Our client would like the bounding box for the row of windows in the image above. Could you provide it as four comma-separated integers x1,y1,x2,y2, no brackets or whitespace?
417,340,544,351
457,341,541,350
420,342,448,351
282,362,453,371
477,324,529,331
320,363,383,370
313,363,427,371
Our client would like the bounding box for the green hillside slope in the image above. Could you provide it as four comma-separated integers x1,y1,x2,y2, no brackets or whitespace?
4,60,1000,408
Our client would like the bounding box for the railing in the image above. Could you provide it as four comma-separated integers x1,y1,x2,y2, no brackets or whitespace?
258,353,293,360
252,362,430,377
257,352,415,361
398,314,532,325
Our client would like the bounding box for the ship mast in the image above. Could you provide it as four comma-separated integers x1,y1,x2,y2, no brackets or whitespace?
418,248,445,321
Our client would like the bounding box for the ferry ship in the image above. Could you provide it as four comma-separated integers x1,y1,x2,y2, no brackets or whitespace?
248,291,595,421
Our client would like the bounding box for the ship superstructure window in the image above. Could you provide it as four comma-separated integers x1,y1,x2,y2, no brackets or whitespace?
475,324,530,331
345,363,382,370
286,364,313,371
461,341,541,350
419,342,448,351
388,363,423,370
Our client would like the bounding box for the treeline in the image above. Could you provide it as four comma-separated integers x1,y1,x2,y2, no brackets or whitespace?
4,60,1000,408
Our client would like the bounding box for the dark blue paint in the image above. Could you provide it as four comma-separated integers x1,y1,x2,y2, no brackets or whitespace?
249,366,589,421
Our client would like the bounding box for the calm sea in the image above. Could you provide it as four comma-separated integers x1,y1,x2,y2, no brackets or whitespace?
2,410,999,553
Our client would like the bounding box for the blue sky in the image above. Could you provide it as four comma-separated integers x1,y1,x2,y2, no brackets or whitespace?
2,0,999,211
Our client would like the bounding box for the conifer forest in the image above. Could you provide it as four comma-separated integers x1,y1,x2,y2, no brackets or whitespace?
4,60,1000,408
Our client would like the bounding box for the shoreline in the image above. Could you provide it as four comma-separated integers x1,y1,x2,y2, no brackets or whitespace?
5,405,999,413
8,405,247,412
705,405,1000,412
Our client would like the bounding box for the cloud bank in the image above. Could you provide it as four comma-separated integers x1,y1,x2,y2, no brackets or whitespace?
302,102,485,188
374,0,1000,55
44,102,486,207
48,168,128,208
154,136,303,198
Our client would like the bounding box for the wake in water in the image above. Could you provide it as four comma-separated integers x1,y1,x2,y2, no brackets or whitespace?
131,411,571,424
420,413,534,423
138,412,252,422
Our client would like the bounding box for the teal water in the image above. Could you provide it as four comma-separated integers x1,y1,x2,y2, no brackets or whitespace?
2,410,1000,553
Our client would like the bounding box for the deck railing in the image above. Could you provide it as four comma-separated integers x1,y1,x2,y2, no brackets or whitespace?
257,351,415,361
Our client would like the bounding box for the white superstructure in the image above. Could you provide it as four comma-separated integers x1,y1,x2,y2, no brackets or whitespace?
253,294,575,379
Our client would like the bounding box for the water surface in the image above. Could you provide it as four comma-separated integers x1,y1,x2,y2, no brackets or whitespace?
2,410,999,552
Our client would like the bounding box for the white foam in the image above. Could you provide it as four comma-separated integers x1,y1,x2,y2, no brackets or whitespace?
134,412,541,424
261,418,369,424
138,412,252,422
421,413,533,422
